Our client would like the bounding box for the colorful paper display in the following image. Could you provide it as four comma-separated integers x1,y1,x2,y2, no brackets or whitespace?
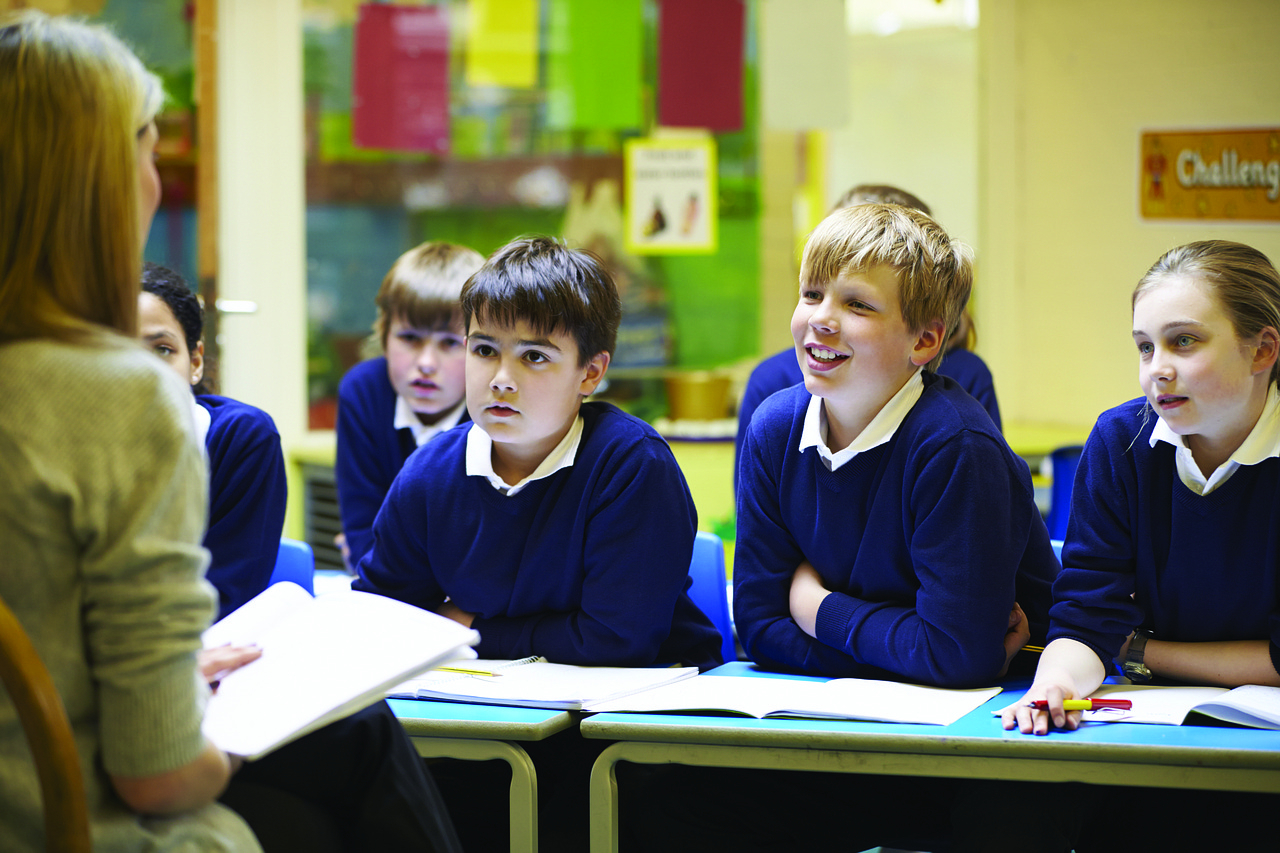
546,0,644,130
352,3,450,153
465,0,539,88
657,0,745,131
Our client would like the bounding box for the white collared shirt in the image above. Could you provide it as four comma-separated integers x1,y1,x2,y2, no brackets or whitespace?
1149,384,1280,495
798,369,924,471
465,416,584,496
394,395,467,448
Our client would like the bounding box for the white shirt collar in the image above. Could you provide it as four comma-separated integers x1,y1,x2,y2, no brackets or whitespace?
1149,384,1280,495
464,415,584,496
189,396,211,448
798,369,924,471
394,395,466,448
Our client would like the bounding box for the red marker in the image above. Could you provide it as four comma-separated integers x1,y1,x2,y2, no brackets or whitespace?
1027,698,1132,711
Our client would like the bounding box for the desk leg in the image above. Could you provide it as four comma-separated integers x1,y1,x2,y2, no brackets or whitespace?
411,737,539,853
588,743,625,853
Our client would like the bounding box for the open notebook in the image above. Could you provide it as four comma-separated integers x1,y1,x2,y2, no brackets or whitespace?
1051,683,1280,729
389,657,699,711
202,582,479,760
583,674,1002,726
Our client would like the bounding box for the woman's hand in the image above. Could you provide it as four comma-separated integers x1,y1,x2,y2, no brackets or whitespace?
198,644,262,691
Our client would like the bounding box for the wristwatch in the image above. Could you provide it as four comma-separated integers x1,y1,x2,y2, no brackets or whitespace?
1122,630,1154,683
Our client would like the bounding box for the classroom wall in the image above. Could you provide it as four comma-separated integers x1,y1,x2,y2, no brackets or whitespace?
979,0,1280,431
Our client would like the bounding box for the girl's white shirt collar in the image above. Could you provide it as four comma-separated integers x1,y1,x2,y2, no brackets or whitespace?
798,369,924,472
394,396,467,448
1149,384,1280,495
464,415,584,496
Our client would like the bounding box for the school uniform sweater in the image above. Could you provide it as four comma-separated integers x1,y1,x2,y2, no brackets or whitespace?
353,401,722,670
1048,397,1280,670
734,374,1056,687
199,395,287,620
735,347,1002,488
336,357,472,570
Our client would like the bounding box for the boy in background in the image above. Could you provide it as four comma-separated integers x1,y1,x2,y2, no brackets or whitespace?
335,241,484,570
354,236,721,850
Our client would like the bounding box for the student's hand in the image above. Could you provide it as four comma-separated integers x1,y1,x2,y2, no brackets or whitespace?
438,600,476,629
1000,677,1083,736
789,561,831,638
998,602,1030,677
197,644,262,693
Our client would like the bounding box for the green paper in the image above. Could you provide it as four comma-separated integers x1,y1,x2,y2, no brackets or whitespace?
546,0,644,130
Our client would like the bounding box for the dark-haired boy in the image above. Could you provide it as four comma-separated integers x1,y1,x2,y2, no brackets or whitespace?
354,236,720,851
354,236,720,669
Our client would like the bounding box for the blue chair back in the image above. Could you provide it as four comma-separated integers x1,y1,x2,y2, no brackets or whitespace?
1050,539,1064,565
1045,445,1084,540
687,531,736,663
271,538,315,595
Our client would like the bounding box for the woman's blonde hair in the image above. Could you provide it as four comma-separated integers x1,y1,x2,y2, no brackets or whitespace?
0,10,163,344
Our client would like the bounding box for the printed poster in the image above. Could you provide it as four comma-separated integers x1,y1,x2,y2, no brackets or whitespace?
625,137,717,255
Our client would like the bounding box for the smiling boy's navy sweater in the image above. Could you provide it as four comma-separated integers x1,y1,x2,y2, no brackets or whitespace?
1049,397,1280,671
354,401,722,670
734,373,1056,687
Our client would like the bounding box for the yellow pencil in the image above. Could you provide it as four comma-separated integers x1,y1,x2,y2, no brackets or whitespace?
436,666,501,677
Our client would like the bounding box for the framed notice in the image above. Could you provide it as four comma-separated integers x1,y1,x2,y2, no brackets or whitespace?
1140,128,1280,221
625,137,717,255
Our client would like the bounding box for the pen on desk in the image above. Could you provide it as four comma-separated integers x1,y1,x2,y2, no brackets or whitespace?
1026,698,1132,711
436,666,501,677
1021,644,1045,654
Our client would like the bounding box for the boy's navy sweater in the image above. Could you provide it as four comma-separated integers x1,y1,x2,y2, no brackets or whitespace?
200,394,287,620
335,356,468,569
735,348,1002,488
1049,397,1280,672
734,374,1055,687
353,401,723,670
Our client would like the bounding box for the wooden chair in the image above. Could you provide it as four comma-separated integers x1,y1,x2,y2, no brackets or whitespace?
0,594,92,853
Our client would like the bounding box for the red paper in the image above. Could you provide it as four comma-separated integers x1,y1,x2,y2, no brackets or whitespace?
657,0,744,131
352,4,450,153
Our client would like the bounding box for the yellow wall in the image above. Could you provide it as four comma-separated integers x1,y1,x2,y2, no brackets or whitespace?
980,0,1280,431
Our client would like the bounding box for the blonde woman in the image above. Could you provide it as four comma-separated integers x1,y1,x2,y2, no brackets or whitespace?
0,12,258,850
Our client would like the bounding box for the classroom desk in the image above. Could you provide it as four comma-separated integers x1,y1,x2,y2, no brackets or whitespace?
581,662,1280,852
389,697,575,853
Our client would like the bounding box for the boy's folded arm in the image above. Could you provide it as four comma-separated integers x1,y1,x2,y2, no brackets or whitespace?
350,477,447,610
475,442,700,665
734,433,872,677
812,432,1041,687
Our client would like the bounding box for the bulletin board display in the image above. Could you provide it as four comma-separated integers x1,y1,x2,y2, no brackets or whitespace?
1140,128,1280,221
625,137,718,255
